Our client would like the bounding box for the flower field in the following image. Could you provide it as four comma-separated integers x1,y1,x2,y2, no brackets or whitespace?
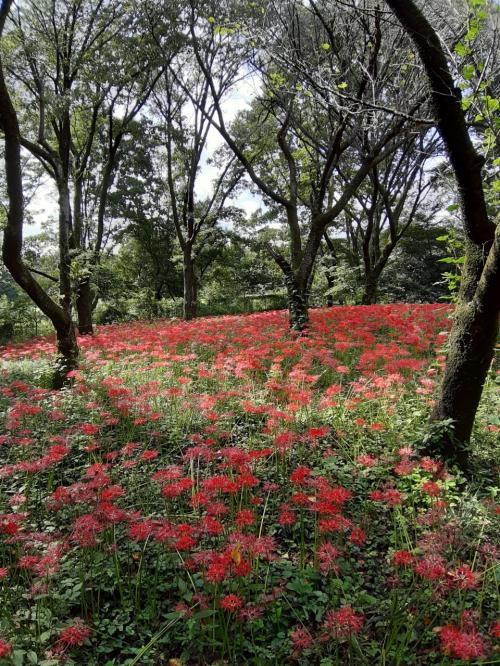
0,305,498,665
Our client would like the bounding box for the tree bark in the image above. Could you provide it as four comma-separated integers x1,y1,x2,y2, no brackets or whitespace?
385,0,500,470
76,278,94,335
183,245,198,321
284,269,309,332
361,274,380,305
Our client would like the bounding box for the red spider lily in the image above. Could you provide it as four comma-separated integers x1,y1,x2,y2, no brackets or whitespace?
369,488,402,506
220,594,243,612
57,619,92,647
290,626,312,654
421,480,441,496
447,565,479,590
290,465,312,485
0,639,12,657
414,555,447,581
318,542,340,574
437,624,487,660
322,606,364,639
235,509,255,528
356,454,378,467
279,504,296,526
349,527,366,546
393,550,415,566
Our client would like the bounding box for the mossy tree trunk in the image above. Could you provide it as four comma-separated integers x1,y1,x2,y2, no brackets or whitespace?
385,0,500,470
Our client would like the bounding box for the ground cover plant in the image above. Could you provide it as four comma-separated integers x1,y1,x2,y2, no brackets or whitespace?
0,305,498,665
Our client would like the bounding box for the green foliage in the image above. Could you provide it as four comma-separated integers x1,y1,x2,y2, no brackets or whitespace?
435,229,465,302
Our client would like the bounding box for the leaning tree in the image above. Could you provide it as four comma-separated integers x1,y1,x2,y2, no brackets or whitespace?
384,0,499,469
0,0,78,386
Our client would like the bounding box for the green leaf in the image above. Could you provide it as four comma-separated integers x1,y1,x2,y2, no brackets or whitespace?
322,43,330,50
337,82,348,90
12,651,26,666
193,609,216,620
463,64,474,81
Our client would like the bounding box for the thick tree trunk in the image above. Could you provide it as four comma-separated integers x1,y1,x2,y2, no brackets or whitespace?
385,0,500,470
284,270,309,332
361,275,379,305
429,289,499,467
270,250,310,332
76,278,94,335
183,246,197,321
53,318,79,389
361,262,387,305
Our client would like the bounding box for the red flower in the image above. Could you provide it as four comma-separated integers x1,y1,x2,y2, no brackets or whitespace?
290,626,312,654
0,639,12,657
448,564,478,590
57,619,92,647
393,550,414,566
421,480,441,497
369,488,402,506
414,555,446,581
356,454,377,467
438,624,487,660
290,465,312,485
279,504,296,526
80,423,99,436
235,509,255,528
220,594,243,612
322,606,364,638
318,542,340,574
349,527,366,546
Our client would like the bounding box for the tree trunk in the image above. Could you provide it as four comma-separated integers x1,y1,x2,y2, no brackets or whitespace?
53,318,79,389
428,278,499,467
385,0,500,471
284,270,309,332
326,272,335,307
361,275,379,305
183,246,197,321
76,277,94,335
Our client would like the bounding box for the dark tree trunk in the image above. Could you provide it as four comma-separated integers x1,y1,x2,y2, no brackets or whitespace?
0,3,79,389
428,284,499,467
76,278,94,335
385,0,500,470
53,320,79,389
269,249,309,332
326,272,335,307
361,264,385,305
183,246,197,321
361,276,379,305
284,270,309,332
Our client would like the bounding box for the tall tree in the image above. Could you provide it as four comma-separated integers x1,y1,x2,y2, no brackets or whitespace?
384,0,499,469
7,0,166,335
188,0,431,330
151,67,243,320
0,0,78,386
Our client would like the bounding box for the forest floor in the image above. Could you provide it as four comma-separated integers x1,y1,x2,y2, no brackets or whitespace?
0,305,498,665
